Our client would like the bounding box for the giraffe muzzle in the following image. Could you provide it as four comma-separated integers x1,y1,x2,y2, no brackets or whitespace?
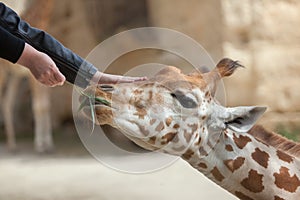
79,85,113,110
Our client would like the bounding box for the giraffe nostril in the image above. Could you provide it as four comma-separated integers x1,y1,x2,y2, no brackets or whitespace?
98,85,114,92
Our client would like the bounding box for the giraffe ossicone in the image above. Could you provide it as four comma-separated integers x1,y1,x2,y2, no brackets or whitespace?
80,58,300,200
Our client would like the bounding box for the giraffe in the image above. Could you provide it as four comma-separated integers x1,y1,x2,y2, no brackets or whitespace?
80,58,300,200
0,0,54,152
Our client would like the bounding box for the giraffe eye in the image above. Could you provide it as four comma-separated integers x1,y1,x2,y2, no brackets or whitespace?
171,91,198,108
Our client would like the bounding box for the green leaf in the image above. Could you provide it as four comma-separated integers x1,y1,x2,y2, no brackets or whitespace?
95,97,111,106
89,98,95,134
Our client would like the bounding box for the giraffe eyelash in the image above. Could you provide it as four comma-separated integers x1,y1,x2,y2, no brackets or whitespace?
170,91,198,109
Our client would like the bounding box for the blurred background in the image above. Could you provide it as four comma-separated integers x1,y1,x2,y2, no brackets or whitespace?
0,0,300,200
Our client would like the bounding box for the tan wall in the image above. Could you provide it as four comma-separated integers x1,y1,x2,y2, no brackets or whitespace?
223,0,300,109
147,0,223,61
222,0,300,128
148,0,300,128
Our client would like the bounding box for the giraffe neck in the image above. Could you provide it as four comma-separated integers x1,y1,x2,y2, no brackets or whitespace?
183,129,300,200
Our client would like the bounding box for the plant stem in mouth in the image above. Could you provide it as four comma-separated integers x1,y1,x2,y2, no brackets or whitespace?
94,97,111,106
78,90,111,112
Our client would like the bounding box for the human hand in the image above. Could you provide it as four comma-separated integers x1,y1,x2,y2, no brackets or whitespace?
17,43,66,87
91,71,147,84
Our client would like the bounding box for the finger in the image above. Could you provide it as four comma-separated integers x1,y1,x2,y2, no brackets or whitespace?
133,76,148,82
53,71,66,85
48,67,65,86
40,71,62,87
38,72,54,87
41,78,56,87
118,76,148,83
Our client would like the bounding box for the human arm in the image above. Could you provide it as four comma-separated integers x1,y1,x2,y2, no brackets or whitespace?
0,2,95,88
0,3,146,88
0,25,65,86
0,25,24,63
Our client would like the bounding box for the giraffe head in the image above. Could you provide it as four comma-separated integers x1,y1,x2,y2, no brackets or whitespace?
80,58,266,156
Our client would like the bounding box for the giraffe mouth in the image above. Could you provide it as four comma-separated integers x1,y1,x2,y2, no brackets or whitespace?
78,85,115,125
78,85,113,110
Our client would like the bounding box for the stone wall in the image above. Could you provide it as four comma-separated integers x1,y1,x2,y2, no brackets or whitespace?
148,0,300,129
222,0,300,128
147,0,223,62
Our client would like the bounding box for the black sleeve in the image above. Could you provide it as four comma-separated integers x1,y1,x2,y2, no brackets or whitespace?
0,25,25,63
0,3,98,88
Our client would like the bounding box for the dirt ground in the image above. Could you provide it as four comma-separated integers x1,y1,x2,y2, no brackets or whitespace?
0,131,237,200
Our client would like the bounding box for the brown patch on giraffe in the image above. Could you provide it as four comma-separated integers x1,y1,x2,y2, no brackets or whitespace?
165,117,173,126
134,107,147,119
173,124,180,129
133,89,143,95
223,130,229,139
128,96,135,105
184,130,192,143
205,91,210,98
148,136,156,145
198,162,207,169
162,132,177,143
274,196,285,200
225,144,234,152
201,116,206,120
273,166,300,193
277,150,293,163
194,136,202,146
235,191,254,200
251,148,270,168
150,119,156,126
199,147,208,156
155,122,165,132
241,169,264,193
182,149,194,160
224,157,245,172
211,167,225,182
148,90,153,100
233,133,252,149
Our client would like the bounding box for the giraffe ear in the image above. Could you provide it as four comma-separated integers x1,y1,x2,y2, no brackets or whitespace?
224,106,267,132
